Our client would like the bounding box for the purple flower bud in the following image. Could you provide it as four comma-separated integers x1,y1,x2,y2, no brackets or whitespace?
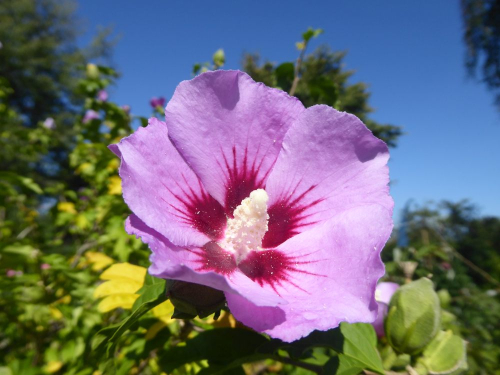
372,282,400,337
149,97,166,109
97,90,108,102
121,105,131,114
43,117,55,129
82,110,100,124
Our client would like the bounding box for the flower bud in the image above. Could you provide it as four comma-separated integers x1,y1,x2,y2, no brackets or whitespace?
212,48,225,68
437,289,451,308
86,63,99,79
386,278,441,354
167,280,226,319
417,330,468,375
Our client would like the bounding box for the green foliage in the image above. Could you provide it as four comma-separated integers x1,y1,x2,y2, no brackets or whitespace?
461,0,500,109
0,0,113,126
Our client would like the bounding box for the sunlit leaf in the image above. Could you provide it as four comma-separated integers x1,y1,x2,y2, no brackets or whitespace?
100,262,146,283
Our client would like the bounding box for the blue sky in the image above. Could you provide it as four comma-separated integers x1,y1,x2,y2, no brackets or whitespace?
77,0,500,220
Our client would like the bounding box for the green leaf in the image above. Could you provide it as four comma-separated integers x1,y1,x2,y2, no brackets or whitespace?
302,27,323,42
336,323,384,374
0,171,42,194
302,28,316,42
324,355,365,375
258,323,384,374
158,328,269,373
132,274,166,311
93,274,167,357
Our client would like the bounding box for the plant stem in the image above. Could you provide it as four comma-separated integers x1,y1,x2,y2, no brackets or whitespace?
289,42,308,97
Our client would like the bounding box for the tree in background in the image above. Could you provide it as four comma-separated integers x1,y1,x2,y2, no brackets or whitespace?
0,0,113,186
243,29,402,148
461,0,500,110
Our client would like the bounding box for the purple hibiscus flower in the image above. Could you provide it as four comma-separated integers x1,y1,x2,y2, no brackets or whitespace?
110,70,393,342
43,117,55,129
82,110,100,124
97,90,108,102
121,105,131,114
372,282,399,337
149,96,166,109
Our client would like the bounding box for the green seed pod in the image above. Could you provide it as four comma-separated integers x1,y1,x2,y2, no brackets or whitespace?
386,278,441,354
437,289,452,308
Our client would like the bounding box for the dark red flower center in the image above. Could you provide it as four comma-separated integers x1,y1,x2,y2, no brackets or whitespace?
172,147,324,290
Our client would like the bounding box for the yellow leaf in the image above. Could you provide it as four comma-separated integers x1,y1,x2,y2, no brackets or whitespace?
44,361,63,374
94,279,142,298
106,158,119,171
49,306,63,320
85,251,114,271
205,311,237,328
152,300,175,323
55,295,71,305
57,202,76,214
108,175,122,195
296,41,305,50
75,213,90,230
76,162,94,175
145,320,169,340
100,263,146,283
97,294,138,312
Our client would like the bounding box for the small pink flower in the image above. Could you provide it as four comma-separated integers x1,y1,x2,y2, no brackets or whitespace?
82,110,99,124
149,97,166,109
41,263,51,270
97,90,108,102
43,117,55,129
441,262,452,270
112,71,393,342
6,269,17,277
121,105,131,114
372,282,399,337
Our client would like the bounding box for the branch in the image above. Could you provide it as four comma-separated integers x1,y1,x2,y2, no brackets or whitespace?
70,241,99,268
289,44,308,97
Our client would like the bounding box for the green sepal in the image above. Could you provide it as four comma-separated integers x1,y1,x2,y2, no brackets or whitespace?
417,330,468,375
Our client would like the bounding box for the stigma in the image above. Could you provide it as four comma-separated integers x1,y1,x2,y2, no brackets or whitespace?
220,189,269,263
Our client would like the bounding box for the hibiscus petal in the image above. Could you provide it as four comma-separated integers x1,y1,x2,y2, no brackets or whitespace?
165,70,305,215
264,105,392,248
110,118,226,247
226,204,391,342
125,214,285,307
